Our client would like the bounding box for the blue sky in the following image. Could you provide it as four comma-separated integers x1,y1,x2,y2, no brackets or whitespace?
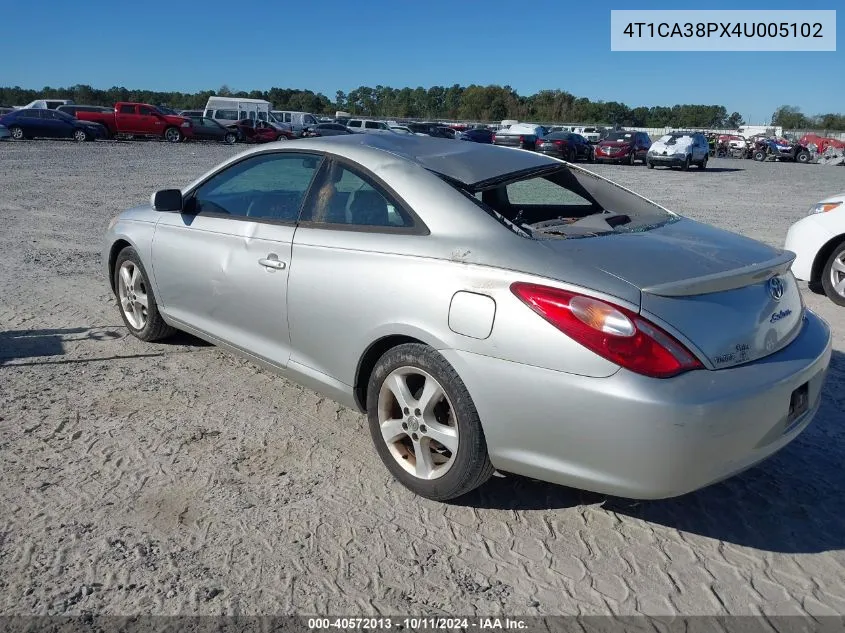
1,0,841,123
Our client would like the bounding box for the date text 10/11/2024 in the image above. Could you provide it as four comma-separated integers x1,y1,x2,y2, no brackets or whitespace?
307,617,528,630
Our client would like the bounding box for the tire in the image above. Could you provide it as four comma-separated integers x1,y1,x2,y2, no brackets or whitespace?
821,242,845,307
681,155,690,171
698,155,708,169
223,132,237,145
164,127,182,143
113,246,176,341
276,134,287,142
568,147,576,162
628,151,636,166
753,150,766,162
366,343,494,501
647,160,654,169
796,150,811,164
9,126,24,140
73,129,88,142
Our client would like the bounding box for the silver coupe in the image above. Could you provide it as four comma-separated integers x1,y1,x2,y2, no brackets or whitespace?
103,134,832,501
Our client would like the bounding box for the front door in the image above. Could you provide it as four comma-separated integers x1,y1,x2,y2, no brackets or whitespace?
151,151,323,367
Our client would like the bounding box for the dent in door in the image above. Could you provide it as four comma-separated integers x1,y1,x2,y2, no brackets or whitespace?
448,291,496,340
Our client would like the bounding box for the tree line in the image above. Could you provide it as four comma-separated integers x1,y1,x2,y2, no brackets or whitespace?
1,83,842,130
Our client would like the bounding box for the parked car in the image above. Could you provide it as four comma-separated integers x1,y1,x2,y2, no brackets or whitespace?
229,119,294,143
405,122,454,138
19,99,74,110
76,103,194,142
303,123,354,137
102,134,831,502
535,132,594,162
573,126,603,143
271,111,320,137
179,110,205,118
459,128,495,144
784,192,845,306
347,119,395,134
594,131,652,165
492,123,545,150
389,125,416,135
0,124,10,140
0,108,106,141
57,105,113,117
647,132,710,170
187,117,238,144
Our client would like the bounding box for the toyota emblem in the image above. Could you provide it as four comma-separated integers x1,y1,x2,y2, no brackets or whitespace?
767,276,785,301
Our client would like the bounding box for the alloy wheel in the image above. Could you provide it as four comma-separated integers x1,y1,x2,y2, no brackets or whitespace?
830,253,845,299
117,261,149,330
377,367,459,480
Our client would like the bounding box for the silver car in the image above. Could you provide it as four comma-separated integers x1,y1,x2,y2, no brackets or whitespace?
103,134,832,501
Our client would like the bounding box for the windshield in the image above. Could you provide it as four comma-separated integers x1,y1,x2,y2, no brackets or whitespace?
605,132,633,141
458,165,675,239
658,133,693,145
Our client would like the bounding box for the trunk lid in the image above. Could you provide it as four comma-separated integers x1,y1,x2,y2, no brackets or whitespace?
538,218,804,369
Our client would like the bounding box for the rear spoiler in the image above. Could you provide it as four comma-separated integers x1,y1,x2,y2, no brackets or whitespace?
641,251,795,297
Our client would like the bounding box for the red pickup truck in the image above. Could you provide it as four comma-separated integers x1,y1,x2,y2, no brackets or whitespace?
76,102,194,142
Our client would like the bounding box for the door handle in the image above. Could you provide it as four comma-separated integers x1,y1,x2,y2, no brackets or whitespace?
258,255,286,270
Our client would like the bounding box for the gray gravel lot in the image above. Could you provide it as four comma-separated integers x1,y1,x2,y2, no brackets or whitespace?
1,139,844,617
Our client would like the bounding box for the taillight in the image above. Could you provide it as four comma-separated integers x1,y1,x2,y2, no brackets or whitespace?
519,135,524,143
554,140,566,146
510,282,703,378
492,134,497,143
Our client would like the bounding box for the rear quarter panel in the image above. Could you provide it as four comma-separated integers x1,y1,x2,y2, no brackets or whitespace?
287,229,622,388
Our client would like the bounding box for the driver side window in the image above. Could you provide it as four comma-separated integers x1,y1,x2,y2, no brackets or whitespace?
190,153,323,223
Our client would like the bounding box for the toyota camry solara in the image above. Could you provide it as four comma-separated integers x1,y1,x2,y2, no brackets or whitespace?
103,134,832,501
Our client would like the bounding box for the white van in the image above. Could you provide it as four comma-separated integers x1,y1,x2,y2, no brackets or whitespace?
271,111,319,136
204,97,274,126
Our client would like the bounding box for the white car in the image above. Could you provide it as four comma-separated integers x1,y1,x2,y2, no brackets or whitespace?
647,132,710,170
784,192,845,306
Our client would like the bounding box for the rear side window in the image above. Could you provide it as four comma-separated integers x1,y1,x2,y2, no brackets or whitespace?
139,106,155,116
215,109,238,120
348,120,361,128
190,153,322,222
300,161,412,229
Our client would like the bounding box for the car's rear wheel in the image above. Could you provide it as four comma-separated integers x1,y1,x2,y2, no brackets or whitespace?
224,132,237,144
647,160,654,169
9,126,24,140
753,150,766,161
113,247,176,341
73,129,88,142
164,127,182,143
698,155,708,169
821,242,845,307
276,134,287,142
796,150,811,163
628,151,636,166
367,343,494,501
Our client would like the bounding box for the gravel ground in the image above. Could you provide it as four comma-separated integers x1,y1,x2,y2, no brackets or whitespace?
1,139,844,618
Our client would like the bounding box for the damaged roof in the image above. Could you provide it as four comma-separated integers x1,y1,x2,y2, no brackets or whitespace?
298,133,559,187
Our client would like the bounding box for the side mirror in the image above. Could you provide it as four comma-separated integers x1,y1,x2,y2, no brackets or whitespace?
151,189,183,212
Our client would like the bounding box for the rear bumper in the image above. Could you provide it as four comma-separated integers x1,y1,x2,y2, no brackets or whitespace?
442,310,832,499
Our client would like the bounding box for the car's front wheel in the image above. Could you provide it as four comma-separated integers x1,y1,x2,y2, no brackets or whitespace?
367,343,494,501
224,132,237,144
73,129,88,142
681,155,691,171
164,127,182,143
113,246,176,341
821,242,845,307
9,126,25,140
